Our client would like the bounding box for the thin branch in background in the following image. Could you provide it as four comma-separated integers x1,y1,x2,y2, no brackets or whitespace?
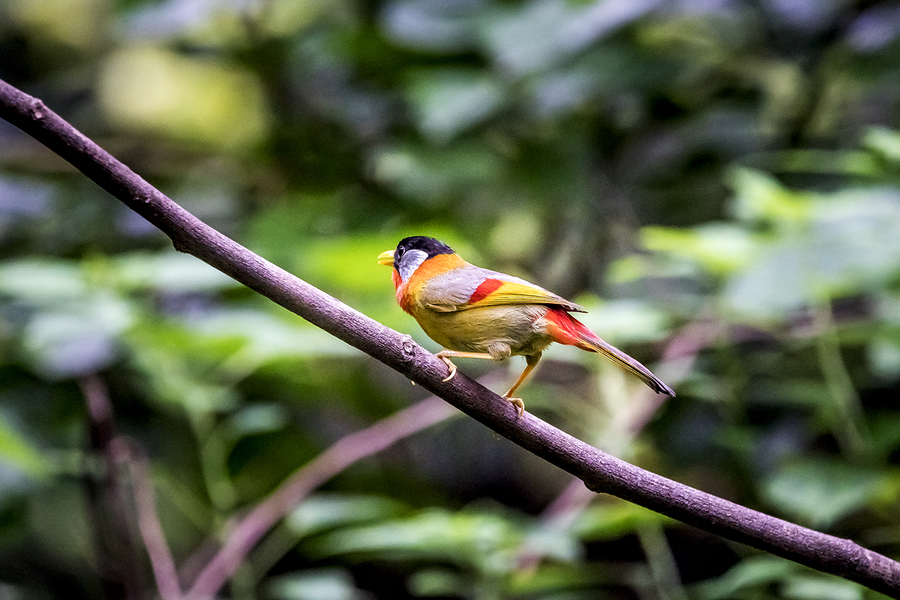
638,522,689,600
2,80,900,598
518,318,719,572
79,375,146,600
540,318,720,524
113,439,184,600
813,302,870,458
99,390,460,599
185,396,460,598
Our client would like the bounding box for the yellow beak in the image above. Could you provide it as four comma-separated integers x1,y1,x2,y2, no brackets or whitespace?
377,249,395,266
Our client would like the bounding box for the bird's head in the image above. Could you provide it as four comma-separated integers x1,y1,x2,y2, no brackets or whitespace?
377,236,455,283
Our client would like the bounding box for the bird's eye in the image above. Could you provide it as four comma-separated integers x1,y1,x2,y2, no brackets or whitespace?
396,246,405,259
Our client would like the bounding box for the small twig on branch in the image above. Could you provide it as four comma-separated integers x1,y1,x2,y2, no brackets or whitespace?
2,79,899,598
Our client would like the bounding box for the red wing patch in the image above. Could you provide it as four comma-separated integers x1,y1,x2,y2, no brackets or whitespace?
467,278,504,305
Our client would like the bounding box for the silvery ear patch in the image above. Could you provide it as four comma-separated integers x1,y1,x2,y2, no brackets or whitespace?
397,249,428,282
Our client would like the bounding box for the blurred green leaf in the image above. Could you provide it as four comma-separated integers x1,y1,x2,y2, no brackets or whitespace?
6,0,110,49
0,412,51,478
863,127,900,164
222,403,289,441
406,70,505,142
782,575,863,600
574,501,669,541
23,294,133,378
692,556,797,600
576,298,672,345
382,0,480,53
407,568,469,598
267,568,369,600
0,260,88,303
287,494,409,538
729,168,811,226
191,309,359,368
643,224,759,276
297,235,404,296
481,0,588,76
309,508,521,571
722,236,813,320
370,142,502,204
724,186,900,320
762,458,883,528
481,0,661,76
126,323,239,414
98,46,270,152
111,252,238,293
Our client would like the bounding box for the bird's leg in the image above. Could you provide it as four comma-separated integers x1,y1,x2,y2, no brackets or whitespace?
435,350,495,382
502,352,542,417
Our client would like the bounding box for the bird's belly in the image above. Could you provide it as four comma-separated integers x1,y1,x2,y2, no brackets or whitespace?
414,305,553,359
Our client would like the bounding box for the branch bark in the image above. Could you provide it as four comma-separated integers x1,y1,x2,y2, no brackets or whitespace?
2,78,899,598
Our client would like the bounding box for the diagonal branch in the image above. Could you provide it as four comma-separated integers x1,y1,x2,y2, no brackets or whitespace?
113,439,184,600
186,396,459,598
2,79,899,598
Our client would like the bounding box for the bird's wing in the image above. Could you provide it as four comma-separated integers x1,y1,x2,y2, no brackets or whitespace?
419,267,586,313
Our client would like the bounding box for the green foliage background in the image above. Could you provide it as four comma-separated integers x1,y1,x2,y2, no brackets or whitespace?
2,0,900,598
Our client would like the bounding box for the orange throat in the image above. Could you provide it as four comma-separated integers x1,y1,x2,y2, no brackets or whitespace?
391,269,414,315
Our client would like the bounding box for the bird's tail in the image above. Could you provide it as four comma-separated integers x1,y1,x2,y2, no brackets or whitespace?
545,309,675,396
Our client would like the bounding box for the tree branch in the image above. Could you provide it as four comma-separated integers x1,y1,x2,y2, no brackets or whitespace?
2,78,899,598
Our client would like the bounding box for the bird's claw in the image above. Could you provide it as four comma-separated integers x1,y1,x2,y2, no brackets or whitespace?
502,394,525,417
439,356,458,382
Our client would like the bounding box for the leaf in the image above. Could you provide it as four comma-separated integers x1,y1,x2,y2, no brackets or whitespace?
782,575,863,600
406,69,505,142
308,508,521,570
762,458,883,528
23,294,133,379
575,298,672,345
692,556,795,600
724,186,900,320
0,413,51,479
481,0,662,76
112,251,238,293
643,224,759,276
98,46,270,152
222,404,289,441
407,569,469,598
381,0,479,52
863,126,900,164
723,236,814,320
0,260,88,303
287,494,408,538
267,569,368,600
574,501,669,541
728,167,811,226
370,142,501,203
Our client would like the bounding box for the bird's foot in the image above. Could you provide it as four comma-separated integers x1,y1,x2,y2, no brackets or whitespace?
501,394,525,417
438,355,458,382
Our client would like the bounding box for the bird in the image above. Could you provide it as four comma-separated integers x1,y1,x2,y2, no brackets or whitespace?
378,236,674,415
